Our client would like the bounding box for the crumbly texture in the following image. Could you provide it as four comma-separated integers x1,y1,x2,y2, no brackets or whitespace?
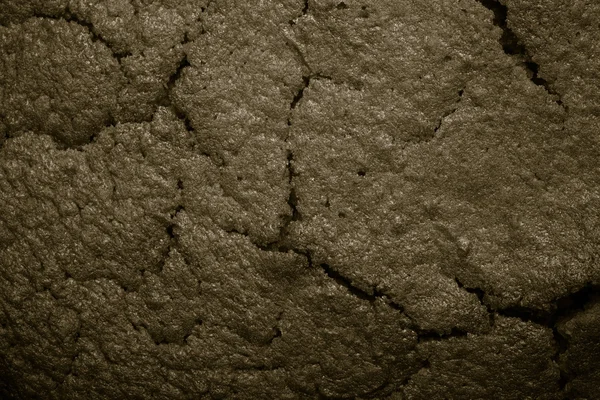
0,0,599,399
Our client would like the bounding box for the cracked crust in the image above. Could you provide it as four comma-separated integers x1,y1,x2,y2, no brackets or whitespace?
1,0,600,399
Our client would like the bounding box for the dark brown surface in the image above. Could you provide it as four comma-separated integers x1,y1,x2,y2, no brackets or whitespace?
1,0,599,399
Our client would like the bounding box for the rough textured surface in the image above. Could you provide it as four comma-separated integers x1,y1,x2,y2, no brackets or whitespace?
1,0,599,399
0,18,124,146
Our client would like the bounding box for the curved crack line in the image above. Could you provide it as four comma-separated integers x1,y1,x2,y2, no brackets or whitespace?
158,35,225,166
33,9,131,63
474,0,565,109
26,11,129,150
158,36,197,146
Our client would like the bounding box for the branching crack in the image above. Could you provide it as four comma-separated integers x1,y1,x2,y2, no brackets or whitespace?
157,39,224,164
456,268,600,392
286,74,332,128
442,221,600,394
245,71,417,328
3,3,592,398
475,0,564,108
500,284,600,387
250,72,333,257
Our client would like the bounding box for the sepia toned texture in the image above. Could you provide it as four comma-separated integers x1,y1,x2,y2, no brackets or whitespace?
1,0,599,399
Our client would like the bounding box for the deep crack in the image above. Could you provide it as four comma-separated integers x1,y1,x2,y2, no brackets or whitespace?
475,0,564,107
181,318,204,345
417,328,469,343
290,76,310,111
253,73,332,256
160,36,195,132
160,33,191,108
257,71,415,328
267,311,284,345
0,2,595,398
456,270,600,392
286,74,333,127
289,0,310,25
302,0,309,15
446,223,600,394
320,263,380,303
318,263,414,318
499,284,600,392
